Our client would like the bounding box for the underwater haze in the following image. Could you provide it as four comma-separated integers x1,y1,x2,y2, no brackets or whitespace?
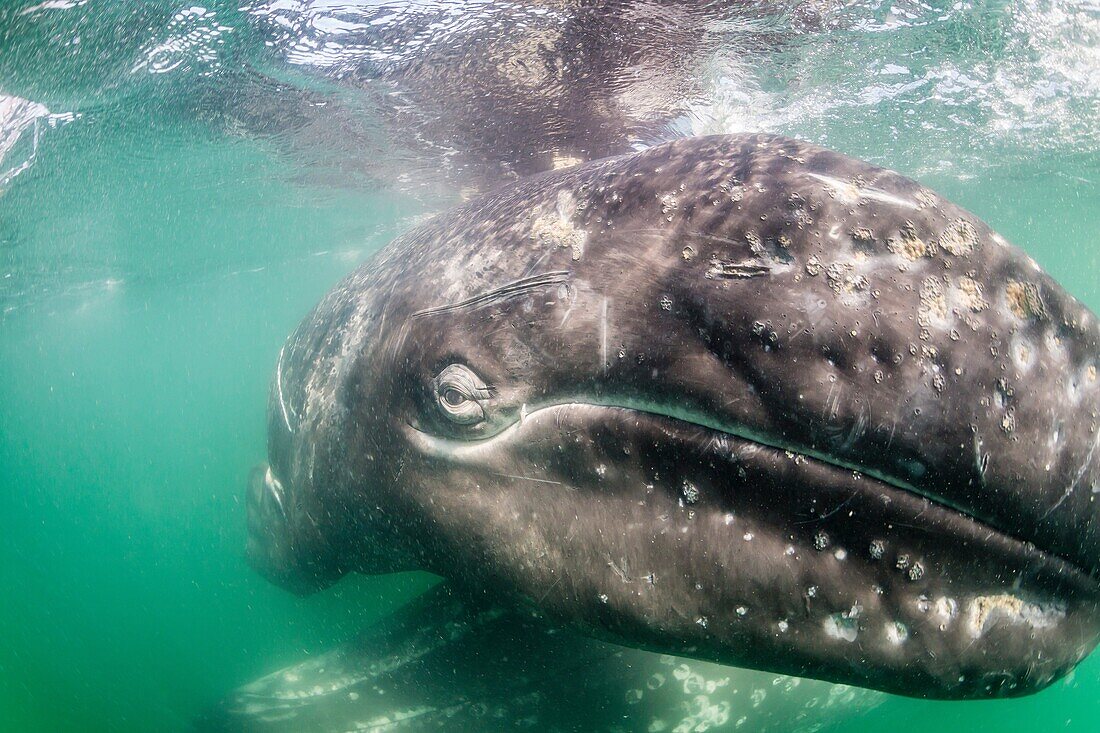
1,1,1098,731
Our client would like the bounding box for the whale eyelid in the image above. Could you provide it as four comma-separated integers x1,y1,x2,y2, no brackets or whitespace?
433,363,493,425
411,270,571,318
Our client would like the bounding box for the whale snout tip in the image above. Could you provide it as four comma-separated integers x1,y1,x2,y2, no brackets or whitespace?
245,463,340,596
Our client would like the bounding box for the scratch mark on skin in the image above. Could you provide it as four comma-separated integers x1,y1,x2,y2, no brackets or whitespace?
607,555,633,583
681,232,753,248
825,382,844,421
536,573,563,604
392,319,412,361
1042,429,1100,519
973,433,990,483
611,229,752,251
806,173,919,210
704,431,731,455
275,345,295,433
522,244,557,278
559,283,577,327
490,471,564,486
259,466,288,522
559,304,575,327
796,490,858,524
600,297,609,375
706,260,771,279
787,322,809,344
411,271,570,318
840,405,868,452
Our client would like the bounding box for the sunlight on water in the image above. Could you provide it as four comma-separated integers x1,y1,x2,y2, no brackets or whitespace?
1,1,1097,731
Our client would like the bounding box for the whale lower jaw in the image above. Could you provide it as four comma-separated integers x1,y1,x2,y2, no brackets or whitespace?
404,402,1099,698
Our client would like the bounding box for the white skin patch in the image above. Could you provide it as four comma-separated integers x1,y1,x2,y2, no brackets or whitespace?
540,190,586,261
823,609,859,642
1009,333,1037,373
964,594,1065,638
933,597,958,621
885,621,909,644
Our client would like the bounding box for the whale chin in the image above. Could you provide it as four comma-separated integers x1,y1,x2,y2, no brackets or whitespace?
246,464,344,596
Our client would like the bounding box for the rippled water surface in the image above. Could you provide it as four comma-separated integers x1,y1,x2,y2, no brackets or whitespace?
1,1,1098,731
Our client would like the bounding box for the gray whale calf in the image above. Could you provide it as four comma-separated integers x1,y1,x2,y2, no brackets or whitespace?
247,134,1099,699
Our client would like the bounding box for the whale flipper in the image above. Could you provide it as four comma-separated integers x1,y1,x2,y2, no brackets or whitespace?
199,585,881,732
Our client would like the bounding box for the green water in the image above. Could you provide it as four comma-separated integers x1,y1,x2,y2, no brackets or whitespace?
1,1,1098,731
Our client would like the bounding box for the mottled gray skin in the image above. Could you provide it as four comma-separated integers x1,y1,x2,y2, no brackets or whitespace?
247,134,1100,699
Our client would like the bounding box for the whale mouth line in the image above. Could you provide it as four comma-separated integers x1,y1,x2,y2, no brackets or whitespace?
409,400,1097,585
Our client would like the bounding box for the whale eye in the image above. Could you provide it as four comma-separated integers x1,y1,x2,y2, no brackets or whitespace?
432,364,492,426
441,387,466,407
